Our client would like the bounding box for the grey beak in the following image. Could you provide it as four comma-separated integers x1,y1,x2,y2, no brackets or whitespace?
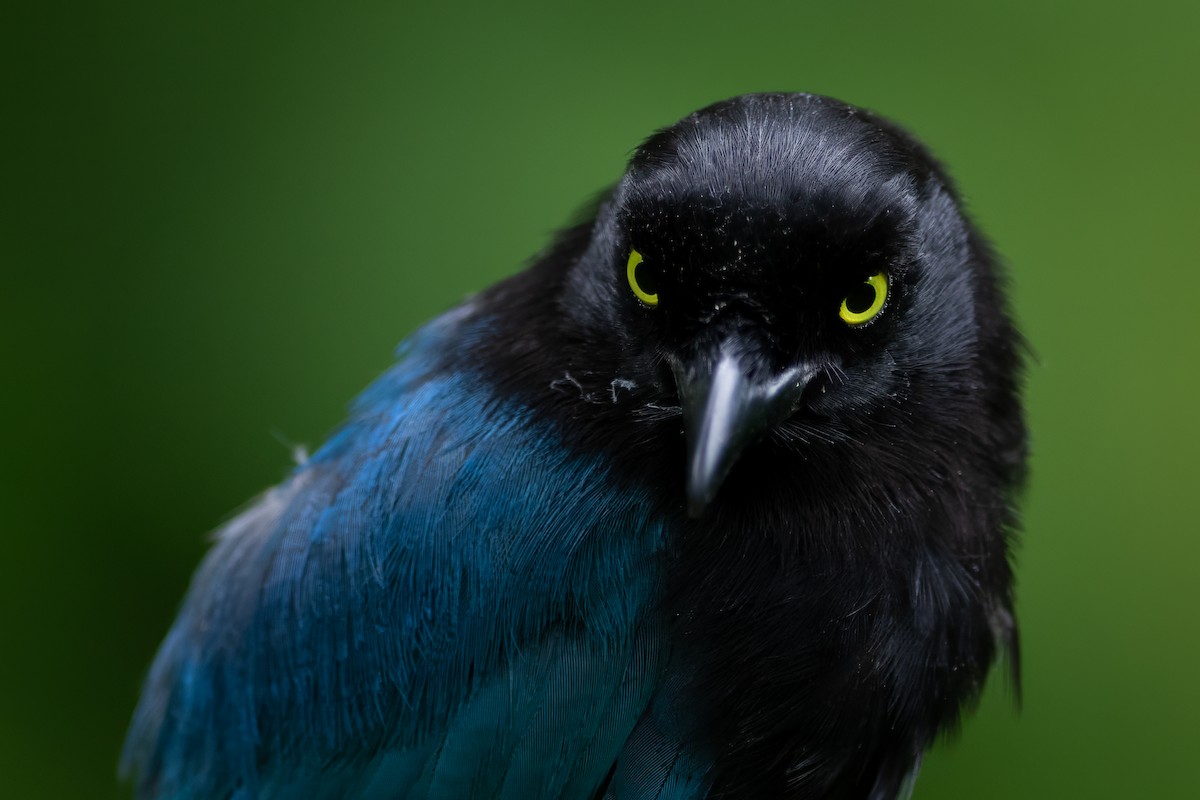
674,345,818,517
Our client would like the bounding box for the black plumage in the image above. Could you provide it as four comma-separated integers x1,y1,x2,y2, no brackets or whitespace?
472,93,1025,798
123,92,1025,800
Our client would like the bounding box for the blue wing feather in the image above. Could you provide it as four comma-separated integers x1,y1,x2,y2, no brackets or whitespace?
122,310,688,799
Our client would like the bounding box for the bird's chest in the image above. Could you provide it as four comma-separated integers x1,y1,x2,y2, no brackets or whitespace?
667,521,996,791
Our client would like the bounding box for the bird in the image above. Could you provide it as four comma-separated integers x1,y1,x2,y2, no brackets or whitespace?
122,93,1026,800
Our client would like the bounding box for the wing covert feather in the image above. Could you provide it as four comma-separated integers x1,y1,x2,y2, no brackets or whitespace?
122,312,677,799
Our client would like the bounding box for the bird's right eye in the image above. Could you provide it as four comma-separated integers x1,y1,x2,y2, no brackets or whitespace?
627,249,659,307
839,271,888,326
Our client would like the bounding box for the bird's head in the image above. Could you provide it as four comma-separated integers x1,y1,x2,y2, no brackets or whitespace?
491,94,1017,520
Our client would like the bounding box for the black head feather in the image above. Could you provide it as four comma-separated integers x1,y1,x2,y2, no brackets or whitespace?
471,93,1025,798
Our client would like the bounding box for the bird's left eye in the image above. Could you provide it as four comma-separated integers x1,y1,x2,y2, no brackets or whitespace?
839,271,888,326
626,249,659,307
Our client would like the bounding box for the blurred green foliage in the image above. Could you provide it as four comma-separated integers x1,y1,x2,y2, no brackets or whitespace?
2,1,1198,797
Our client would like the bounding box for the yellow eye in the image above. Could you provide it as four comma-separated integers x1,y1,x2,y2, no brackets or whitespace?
626,249,659,306
839,271,888,326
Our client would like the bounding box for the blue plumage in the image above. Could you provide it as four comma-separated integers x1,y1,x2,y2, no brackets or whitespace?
123,309,706,799
126,94,1026,799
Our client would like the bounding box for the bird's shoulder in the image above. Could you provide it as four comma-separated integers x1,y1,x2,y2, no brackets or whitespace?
122,306,679,799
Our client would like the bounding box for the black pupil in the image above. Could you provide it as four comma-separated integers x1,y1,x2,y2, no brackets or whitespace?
845,280,877,314
635,261,659,296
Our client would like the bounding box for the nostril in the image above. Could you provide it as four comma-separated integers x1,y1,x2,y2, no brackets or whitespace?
789,362,841,409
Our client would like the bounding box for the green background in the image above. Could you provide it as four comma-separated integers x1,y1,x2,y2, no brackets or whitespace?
3,1,1198,797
